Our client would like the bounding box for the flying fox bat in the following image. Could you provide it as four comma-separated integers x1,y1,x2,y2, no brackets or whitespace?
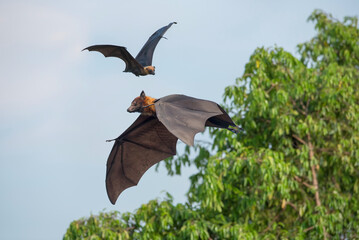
105,91,240,204
83,22,177,76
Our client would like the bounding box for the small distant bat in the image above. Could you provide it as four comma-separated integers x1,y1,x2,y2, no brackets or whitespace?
105,91,240,204
83,22,177,76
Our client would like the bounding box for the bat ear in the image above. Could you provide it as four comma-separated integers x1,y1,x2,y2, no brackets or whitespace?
140,90,146,99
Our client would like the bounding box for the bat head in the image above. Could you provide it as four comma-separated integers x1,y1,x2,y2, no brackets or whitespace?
144,66,155,75
127,91,146,113
127,91,156,115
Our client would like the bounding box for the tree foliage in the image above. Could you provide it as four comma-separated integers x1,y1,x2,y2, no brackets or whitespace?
64,10,359,239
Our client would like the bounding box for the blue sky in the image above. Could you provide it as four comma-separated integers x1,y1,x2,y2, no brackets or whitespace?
0,1,358,239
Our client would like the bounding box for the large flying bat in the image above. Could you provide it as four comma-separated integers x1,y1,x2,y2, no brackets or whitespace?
105,91,240,204
83,22,177,76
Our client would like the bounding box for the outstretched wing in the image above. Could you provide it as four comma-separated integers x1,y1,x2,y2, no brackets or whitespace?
135,22,177,67
106,115,178,204
155,95,238,146
83,45,144,73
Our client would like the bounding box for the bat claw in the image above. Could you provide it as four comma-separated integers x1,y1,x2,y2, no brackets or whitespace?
228,126,242,134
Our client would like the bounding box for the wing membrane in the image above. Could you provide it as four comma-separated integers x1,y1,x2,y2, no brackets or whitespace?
106,115,178,204
135,22,177,67
155,95,237,146
83,45,144,73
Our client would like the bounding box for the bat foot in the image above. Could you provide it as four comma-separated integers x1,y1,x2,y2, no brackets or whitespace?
106,139,116,142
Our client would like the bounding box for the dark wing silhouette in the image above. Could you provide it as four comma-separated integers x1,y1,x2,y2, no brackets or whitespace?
155,94,238,146
135,22,177,67
106,115,178,204
83,45,144,74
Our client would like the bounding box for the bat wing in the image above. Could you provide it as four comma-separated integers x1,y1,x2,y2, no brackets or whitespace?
155,95,238,146
106,115,178,204
135,22,177,67
83,45,144,74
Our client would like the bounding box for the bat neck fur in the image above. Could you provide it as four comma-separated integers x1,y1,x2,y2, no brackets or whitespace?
141,96,156,115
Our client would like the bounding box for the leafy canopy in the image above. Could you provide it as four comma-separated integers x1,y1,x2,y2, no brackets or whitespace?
64,10,359,239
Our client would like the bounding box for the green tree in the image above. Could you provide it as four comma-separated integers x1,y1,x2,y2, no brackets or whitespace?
64,10,359,239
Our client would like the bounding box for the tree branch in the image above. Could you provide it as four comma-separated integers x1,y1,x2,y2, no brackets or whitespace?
290,98,307,115
294,176,315,189
284,66,295,81
308,134,321,207
286,201,298,210
304,226,315,232
300,101,307,114
307,133,327,239
265,83,278,94
292,134,308,145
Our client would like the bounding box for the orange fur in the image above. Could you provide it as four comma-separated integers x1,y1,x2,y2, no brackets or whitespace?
144,66,155,75
142,96,156,115
128,91,157,115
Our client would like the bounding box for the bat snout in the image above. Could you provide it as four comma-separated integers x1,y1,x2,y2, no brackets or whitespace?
127,106,141,113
